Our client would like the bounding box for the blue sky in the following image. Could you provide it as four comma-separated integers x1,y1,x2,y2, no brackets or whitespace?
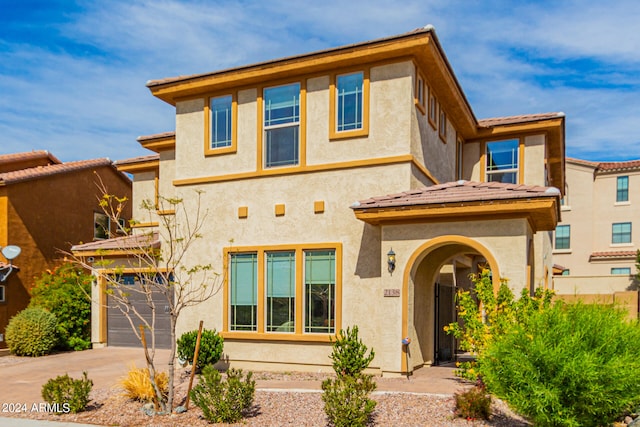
1,0,639,162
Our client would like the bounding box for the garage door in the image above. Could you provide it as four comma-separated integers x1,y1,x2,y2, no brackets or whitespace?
107,274,172,349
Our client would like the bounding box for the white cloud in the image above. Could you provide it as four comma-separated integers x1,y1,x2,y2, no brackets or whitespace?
1,0,639,162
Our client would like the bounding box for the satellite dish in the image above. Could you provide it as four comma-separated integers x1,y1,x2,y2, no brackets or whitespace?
2,245,21,262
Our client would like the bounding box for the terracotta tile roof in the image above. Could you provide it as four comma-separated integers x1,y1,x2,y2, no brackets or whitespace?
71,232,160,252
589,250,637,261
136,131,176,142
596,160,640,173
477,112,565,128
0,158,114,185
0,150,61,166
352,180,561,210
114,154,160,166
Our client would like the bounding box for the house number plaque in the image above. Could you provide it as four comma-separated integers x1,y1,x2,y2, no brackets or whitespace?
383,288,401,297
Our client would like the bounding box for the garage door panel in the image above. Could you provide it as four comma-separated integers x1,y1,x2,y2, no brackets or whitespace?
107,276,172,349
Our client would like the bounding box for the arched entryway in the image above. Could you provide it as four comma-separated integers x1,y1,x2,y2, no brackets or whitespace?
401,235,501,373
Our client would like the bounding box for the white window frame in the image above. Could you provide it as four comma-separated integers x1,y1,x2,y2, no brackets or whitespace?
263,83,300,168
485,139,519,184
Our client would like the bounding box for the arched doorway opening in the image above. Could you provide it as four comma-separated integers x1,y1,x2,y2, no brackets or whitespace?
401,236,500,373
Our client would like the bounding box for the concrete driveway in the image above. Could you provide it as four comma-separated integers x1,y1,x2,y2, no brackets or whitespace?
0,347,171,405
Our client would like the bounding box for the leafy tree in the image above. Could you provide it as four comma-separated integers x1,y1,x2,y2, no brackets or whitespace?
67,181,221,413
445,269,554,379
29,263,92,350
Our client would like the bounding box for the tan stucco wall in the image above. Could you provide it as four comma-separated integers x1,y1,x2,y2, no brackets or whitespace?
554,161,639,277
173,163,412,372
554,275,635,294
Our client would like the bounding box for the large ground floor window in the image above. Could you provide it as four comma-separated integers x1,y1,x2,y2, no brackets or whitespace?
225,243,341,340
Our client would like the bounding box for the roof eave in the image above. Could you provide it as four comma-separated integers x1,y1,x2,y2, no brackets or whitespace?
353,197,559,231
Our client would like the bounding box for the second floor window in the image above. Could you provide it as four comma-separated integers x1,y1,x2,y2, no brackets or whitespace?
210,95,233,149
336,72,364,132
611,267,631,275
264,83,300,168
486,139,519,184
617,176,629,202
555,225,571,250
612,222,632,244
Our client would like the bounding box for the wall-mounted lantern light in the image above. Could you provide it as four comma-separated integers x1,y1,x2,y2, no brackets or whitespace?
387,248,396,274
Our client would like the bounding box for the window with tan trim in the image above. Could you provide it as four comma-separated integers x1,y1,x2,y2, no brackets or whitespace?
438,108,447,142
455,137,464,180
428,89,437,129
329,69,369,139
485,139,519,184
204,93,237,156
224,243,341,340
414,70,426,114
0,285,4,302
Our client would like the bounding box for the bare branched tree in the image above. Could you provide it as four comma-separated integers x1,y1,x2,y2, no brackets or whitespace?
67,181,220,412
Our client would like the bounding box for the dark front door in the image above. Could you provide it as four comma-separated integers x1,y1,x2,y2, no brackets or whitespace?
434,282,456,365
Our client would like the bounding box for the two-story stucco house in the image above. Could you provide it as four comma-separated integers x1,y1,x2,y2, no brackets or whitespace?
0,151,132,348
553,158,640,297
75,27,565,375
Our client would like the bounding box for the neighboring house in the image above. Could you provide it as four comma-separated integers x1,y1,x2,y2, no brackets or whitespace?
553,157,640,297
0,150,132,348
74,27,565,375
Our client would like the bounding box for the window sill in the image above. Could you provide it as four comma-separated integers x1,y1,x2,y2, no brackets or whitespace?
553,249,572,254
560,206,571,211
614,201,631,206
221,331,335,343
329,128,369,140
415,99,426,115
205,145,237,156
610,243,634,248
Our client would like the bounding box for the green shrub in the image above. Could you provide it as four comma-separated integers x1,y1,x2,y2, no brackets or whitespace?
177,328,224,370
454,383,491,421
190,366,255,423
480,302,640,427
322,374,377,427
29,263,92,351
322,325,377,426
329,325,375,377
41,371,93,413
5,307,58,356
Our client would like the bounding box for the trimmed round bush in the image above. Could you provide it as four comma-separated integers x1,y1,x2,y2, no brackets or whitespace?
177,328,224,370
480,302,640,427
6,307,58,356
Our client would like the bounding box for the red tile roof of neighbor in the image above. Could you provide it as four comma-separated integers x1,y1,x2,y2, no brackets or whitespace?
352,180,561,210
567,157,640,173
477,112,565,127
590,251,637,260
0,158,114,185
71,232,160,252
0,150,61,166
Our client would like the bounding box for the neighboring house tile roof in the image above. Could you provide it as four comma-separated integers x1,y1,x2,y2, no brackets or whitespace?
0,150,61,166
589,251,638,261
567,157,640,173
0,158,114,185
596,160,640,173
352,180,560,210
71,232,160,252
477,112,565,128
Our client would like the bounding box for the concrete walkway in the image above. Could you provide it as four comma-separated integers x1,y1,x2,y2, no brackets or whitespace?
0,347,467,426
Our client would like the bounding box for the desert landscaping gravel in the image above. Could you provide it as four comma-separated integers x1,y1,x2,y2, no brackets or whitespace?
1,360,530,427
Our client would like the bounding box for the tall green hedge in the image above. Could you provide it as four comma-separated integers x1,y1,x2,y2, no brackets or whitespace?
29,263,92,351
